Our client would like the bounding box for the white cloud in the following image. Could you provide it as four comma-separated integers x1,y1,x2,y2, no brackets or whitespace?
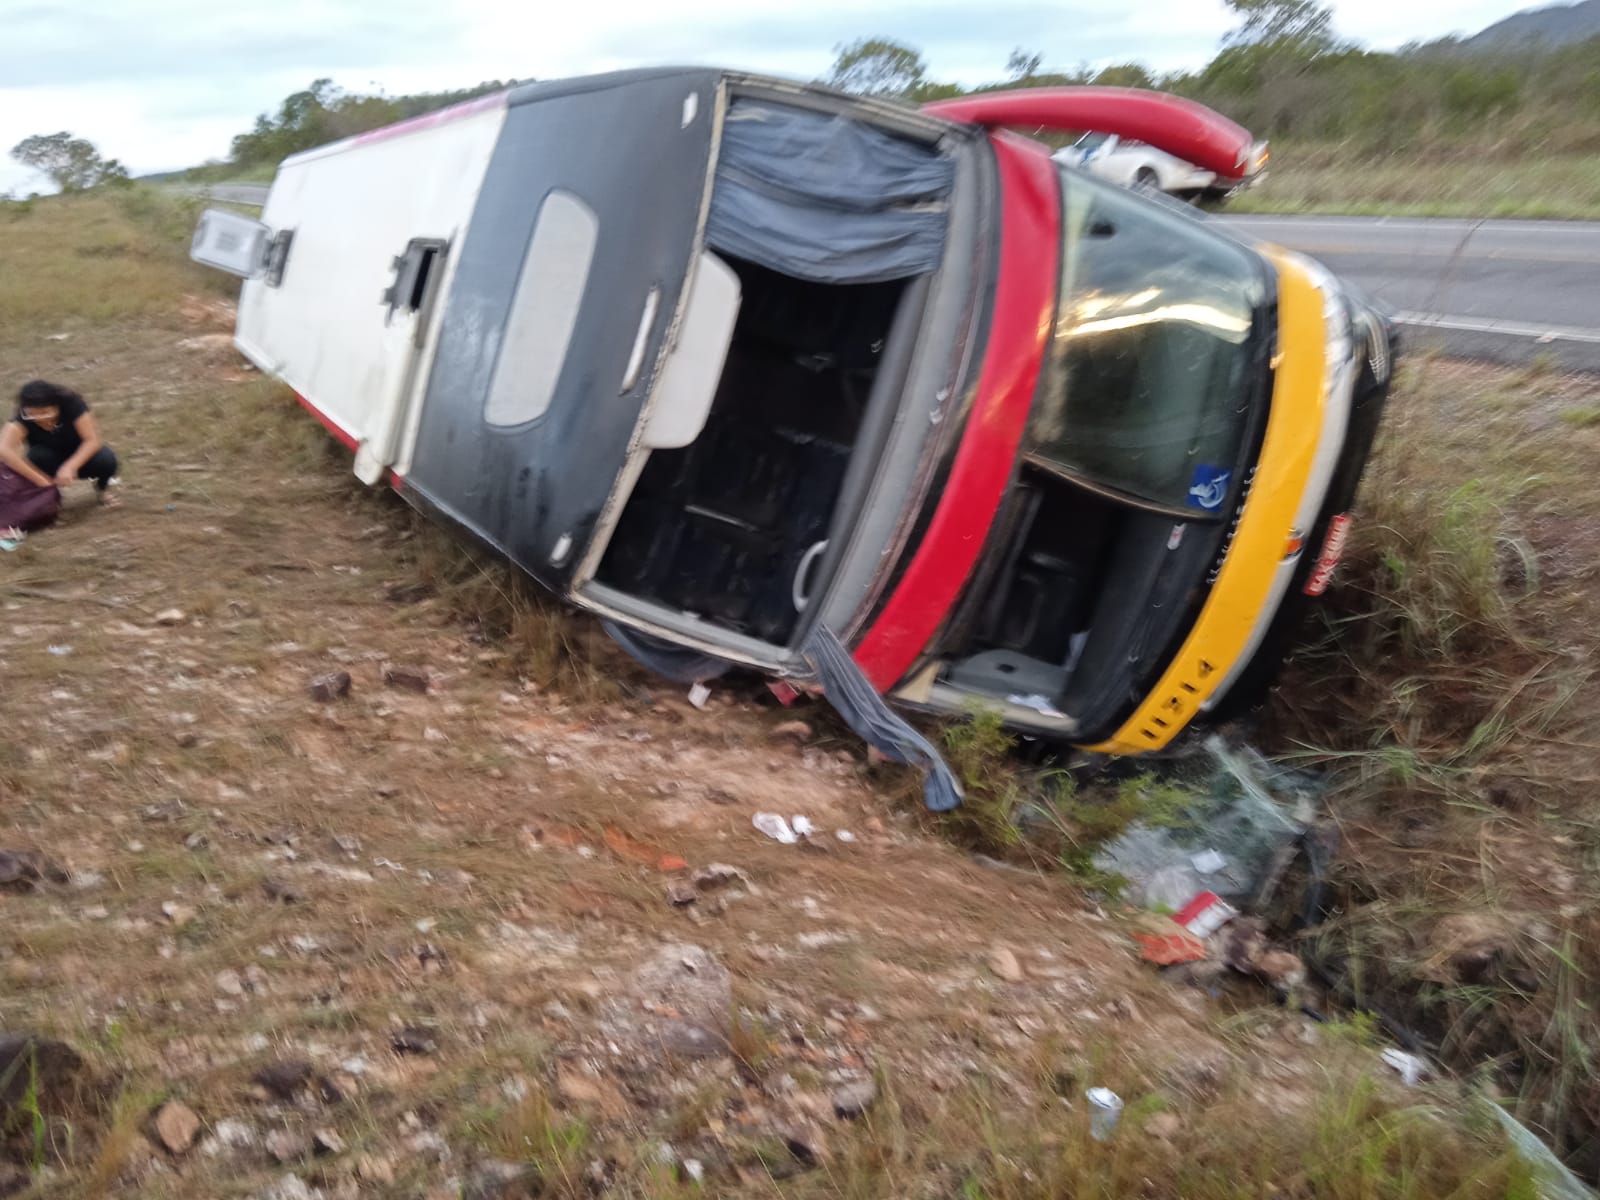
0,0,1531,195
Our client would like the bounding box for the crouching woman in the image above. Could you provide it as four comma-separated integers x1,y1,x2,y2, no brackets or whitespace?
0,381,119,525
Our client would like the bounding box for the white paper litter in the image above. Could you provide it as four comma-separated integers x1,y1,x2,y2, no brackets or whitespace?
687,682,711,709
753,813,798,844
1381,1048,1429,1087
1190,849,1227,874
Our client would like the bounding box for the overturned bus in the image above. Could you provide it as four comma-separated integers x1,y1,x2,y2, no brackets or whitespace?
192,69,1395,757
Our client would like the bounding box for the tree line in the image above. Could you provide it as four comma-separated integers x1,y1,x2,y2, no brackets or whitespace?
11,0,1596,194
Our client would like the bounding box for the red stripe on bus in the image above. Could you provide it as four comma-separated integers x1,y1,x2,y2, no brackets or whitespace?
849,134,1061,692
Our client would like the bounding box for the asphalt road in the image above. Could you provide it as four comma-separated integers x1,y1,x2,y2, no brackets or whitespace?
200,184,1599,370
1217,214,1600,371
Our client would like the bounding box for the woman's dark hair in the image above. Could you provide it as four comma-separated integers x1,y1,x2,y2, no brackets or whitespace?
17,380,81,412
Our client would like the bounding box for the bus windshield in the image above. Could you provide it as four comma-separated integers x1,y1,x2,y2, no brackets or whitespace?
1029,169,1269,517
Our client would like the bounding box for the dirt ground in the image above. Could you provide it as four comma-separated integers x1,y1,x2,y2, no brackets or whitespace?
0,194,1540,1199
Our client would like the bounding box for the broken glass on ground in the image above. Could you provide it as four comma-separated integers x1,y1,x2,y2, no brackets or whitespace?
1092,735,1326,913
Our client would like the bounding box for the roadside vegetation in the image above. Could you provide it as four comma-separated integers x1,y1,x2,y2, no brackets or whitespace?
79,0,1592,222
1,190,1567,1197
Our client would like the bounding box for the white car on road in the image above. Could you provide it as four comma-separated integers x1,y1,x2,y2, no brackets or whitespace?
1055,131,1267,202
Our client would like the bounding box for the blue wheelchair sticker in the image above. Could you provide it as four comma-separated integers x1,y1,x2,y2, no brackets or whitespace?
1187,465,1232,511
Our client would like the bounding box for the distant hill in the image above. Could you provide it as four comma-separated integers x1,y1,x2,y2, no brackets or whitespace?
1463,0,1600,49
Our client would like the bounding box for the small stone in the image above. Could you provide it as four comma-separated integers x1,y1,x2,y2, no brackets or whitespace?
174,730,201,749
391,1027,439,1056
382,665,431,695
665,881,697,907
185,831,209,851
267,1128,311,1163
153,1100,202,1155
252,1068,312,1107
204,1117,259,1156
260,1175,318,1200
1256,951,1307,994
161,900,197,926
312,1128,344,1156
691,863,748,892
83,904,109,920
462,1159,539,1200
0,849,69,892
556,1064,629,1120
215,969,246,997
332,835,361,857
355,1155,396,1185
1147,1111,1182,1141
154,608,187,626
262,877,306,904
769,720,814,745
987,946,1024,983
308,672,352,703
831,1077,877,1119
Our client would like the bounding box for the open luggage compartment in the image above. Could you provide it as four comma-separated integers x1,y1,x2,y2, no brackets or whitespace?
590,91,956,652
597,260,907,644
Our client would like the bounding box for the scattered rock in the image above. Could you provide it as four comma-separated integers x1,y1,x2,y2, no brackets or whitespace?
382,665,431,695
266,1128,311,1163
0,849,69,892
691,863,749,893
1147,1111,1183,1141
215,969,246,997
987,946,1024,983
1254,951,1307,995
259,1174,321,1200
185,831,209,851
629,944,734,1059
555,1064,630,1120
391,1027,439,1056
354,1154,396,1185
262,877,306,904
154,608,187,626
831,1077,877,1119
311,1128,344,1156
665,881,698,908
153,1100,202,1155
769,720,814,745
204,1117,260,1157
174,730,201,749
161,900,198,927
308,672,352,703
463,1159,540,1200
1221,918,1268,974
0,1034,88,1111
253,1061,313,1101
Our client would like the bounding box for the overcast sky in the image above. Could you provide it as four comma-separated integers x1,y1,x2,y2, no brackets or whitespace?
1,0,1530,194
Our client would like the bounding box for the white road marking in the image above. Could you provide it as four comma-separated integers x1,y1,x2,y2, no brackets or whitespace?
1395,311,1600,344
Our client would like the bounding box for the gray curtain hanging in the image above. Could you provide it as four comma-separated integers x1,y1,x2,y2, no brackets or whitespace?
706,101,954,284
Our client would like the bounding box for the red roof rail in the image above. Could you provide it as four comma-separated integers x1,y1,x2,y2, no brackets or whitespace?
925,86,1258,179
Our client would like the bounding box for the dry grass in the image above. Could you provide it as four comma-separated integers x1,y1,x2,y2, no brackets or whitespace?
1231,148,1600,219
1263,356,1600,1173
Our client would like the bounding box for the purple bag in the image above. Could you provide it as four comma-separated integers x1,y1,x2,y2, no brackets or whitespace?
0,465,61,532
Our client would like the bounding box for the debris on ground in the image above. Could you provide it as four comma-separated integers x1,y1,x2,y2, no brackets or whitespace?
381,664,431,694
0,849,69,892
1086,1087,1123,1141
1380,1048,1430,1087
307,671,351,702
153,1100,202,1155
752,813,799,844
